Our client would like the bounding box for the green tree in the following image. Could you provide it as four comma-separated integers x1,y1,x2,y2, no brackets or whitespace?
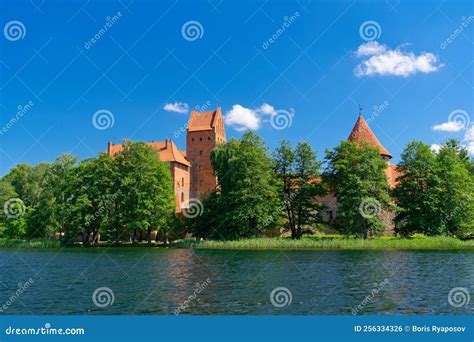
34,154,78,239
394,140,474,237
60,155,119,245
205,132,281,240
324,141,391,238
115,141,175,244
274,140,326,239
436,140,474,236
392,141,443,236
0,181,25,238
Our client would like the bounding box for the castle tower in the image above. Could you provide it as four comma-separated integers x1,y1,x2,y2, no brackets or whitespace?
347,114,398,188
348,114,392,161
186,107,226,200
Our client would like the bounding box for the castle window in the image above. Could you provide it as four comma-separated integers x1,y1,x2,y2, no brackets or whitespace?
208,137,211,141
200,137,202,141
192,138,194,142
181,192,184,202
182,177,184,187
200,180,203,186
199,150,203,155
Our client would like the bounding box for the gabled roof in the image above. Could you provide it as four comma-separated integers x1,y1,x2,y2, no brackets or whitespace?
187,107,222,132
107,140,190,167
348,115,392,158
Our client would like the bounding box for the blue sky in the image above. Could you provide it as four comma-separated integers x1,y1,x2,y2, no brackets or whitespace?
1,0,473,175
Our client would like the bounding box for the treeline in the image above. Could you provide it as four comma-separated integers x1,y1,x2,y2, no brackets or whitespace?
186,134,474,240
0,142,175,245
0,133,473,244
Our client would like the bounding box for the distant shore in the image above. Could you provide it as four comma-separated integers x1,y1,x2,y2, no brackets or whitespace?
2,235,474,250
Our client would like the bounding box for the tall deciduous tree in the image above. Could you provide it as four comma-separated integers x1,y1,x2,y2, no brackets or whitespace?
204,132,280,240
392,141,443,236
115,141,175,244
274,140,326,239
324,141,390,238
394,140,474,237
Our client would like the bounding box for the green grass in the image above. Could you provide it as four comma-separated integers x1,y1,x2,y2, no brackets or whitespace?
178,235,474,250
0,238,61,248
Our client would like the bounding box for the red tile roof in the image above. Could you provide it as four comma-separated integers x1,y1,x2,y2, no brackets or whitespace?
107,140,190,167
188,107,222,132
348,115,392,158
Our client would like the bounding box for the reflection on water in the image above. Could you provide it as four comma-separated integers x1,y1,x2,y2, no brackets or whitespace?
0,248,472,315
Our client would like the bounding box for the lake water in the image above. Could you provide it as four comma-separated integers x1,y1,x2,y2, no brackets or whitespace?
0,248,473,315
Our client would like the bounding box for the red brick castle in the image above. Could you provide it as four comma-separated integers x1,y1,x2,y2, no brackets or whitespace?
107,107,226,212
107,107,396,215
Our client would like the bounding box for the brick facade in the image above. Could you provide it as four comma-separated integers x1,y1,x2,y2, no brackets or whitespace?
106,107,226,212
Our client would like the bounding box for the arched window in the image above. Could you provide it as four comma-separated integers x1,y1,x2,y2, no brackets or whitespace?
181,192,184,202
182,177,184,187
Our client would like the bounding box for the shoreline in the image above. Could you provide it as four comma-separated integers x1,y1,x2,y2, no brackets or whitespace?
1,236,474,250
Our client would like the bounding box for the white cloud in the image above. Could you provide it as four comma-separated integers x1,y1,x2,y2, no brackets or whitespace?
163,102,189,114
224,104,261,131
465,142,474,155
430,144,441,153
355,41,443,77
256,103,276,115
464,125,474,142
432,121,464,132
355,41,387,56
